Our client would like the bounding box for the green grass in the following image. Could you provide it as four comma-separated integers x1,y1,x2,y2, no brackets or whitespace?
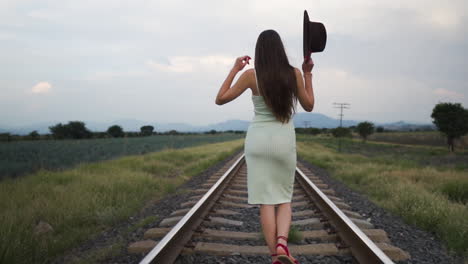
297,135,468,258
122,215,161,236
366,131,468,149
298,134,468,171
257,225,303,244
0,139,244,264
0,133,244,179
438,181,468,204
287,225,303,243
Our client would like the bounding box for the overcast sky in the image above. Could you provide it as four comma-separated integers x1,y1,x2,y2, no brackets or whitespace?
1,0,467,127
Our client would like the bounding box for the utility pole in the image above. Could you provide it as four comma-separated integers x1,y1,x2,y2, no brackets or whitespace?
303,121,310,128
333,103,350,152
334,103,350,127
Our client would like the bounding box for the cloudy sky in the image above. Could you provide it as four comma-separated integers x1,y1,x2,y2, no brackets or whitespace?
1,0,467,128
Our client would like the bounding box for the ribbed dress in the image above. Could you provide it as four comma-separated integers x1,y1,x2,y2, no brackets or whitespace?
244,69,297,205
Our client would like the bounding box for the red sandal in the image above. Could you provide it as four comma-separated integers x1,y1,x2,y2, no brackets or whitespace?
271,253,281,264
276,235,299,264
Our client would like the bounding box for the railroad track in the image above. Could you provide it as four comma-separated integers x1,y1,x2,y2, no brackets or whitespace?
128,152,410,263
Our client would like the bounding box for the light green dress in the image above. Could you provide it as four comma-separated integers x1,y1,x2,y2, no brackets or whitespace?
244,70,297,205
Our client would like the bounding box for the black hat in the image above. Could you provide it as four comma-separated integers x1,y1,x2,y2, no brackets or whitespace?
303,10,327,57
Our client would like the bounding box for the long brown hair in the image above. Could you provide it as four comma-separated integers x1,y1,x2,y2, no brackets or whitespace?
255,29,298,124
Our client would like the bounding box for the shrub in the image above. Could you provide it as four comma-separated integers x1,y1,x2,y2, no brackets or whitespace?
331,127,352,138
356,122,375,142
140,125,154,136
28,130,40,140
431,102,468,152
107,125,124,138
168,130,179,135
49,121,92,139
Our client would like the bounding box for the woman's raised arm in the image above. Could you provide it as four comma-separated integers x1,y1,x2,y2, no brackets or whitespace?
295,56,315,112
215,55,251,105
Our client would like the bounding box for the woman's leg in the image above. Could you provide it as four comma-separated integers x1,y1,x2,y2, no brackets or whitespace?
276,202,292,254
260,204,277,256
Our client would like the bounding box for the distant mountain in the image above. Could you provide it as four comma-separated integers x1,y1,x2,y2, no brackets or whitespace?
201,119,250,132
1,113,434,135
378,121,435,131
293,112,358,128
293,113,435,131
1,121,61,135
154,122,202,132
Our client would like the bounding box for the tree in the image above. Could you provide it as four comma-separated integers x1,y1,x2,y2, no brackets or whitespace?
356,122,375,142
376,126,384,133
49,121,92,139
140,125,154,136
49,123,66,139
331,127,352,138
67,121,92,139
168,129,178,135
431,102,468,152
107,125,124,138
29,130,40,140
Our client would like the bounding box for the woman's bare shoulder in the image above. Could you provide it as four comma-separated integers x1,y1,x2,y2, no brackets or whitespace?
239,68,255,92
244,68,255,84
245,68,255,76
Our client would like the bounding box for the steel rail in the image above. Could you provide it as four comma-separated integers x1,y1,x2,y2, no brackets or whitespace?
139,153,245,264
295,167,394,264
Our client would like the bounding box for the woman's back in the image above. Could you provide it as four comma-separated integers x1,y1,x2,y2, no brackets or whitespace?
250,69,295,124
245,67,296,205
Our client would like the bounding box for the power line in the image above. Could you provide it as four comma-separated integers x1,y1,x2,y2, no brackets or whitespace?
333,102,350,153
333,103,350,127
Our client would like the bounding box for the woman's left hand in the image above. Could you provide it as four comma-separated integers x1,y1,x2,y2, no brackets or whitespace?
232,55,251,72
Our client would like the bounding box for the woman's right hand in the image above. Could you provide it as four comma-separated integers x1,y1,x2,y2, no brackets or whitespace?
302,55,314,73
232,55,251,73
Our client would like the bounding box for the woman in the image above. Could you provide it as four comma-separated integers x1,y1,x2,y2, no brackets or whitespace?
215,29,314,264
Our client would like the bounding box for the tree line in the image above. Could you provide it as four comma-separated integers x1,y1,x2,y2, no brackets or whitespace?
0,122,245,142
2,102,467,150
295,123,378,141
322,102,468,152
47,122,159,139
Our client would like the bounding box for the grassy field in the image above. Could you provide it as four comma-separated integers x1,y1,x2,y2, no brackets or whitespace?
0,139,244,264
365,131,468,150
297,134,468,258
0,133,244,179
